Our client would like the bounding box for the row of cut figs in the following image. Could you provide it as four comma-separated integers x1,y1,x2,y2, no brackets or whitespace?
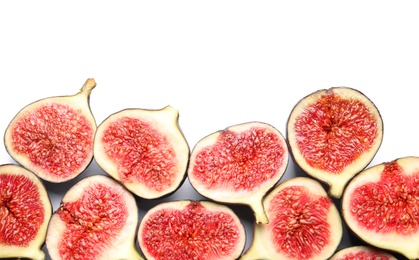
3,161,414,259
1,78,417,259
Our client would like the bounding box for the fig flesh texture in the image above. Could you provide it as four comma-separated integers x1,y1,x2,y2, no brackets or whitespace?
241,177,342,260
342,156,419,260
329,245,397,260
188,121,289,224
287,87,383,198
138,200,246,260
4,78,97,183
45,174,143,260
0,164,52,260
93,105,190,199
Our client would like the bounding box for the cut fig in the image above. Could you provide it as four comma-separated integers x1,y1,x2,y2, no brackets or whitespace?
45,174,143,260
241,177,342,260
138,200,245,260
330,245,397,260
341,156,419,259
187,121,289,224
93,105,190,199
0,164,52,260
287,87,383,198
4,78,97,183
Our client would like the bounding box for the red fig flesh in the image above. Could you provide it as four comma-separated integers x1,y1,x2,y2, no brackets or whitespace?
241,177,342,260
287,87,383,198
330,245,397,260
0,164,52,260
188,121,289,224
46,174,143,260
93,105,190,199
138,200,245,260
4,78,97,183
342,156,419,259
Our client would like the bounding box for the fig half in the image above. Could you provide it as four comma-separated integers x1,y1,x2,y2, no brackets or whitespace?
241,177,342,260
287,87,383,198
138,200,246,260
187,121,289,224
0,164,52,260
93,105,190,199
4,78,97,183
46,174,143,260
342,156,419,259
330,245,397,260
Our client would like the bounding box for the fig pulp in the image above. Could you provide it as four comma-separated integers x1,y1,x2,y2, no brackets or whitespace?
342,156,419,259
4,78,97,183
241,177,342,260
330,245,397,260
46,174,143,260
138,200,246,260
0,164,52,260
93,105,190,199
188,121,289,224
287,87,383,198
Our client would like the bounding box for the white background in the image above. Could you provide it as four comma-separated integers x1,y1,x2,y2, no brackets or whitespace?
1,1,418,259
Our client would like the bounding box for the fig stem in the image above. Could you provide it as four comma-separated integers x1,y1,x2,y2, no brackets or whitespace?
329,182,344,199
80,78,96,96
20,248,45,260
162,105,179,121
249,196,269,224
119,244,145,260
240,224,267,260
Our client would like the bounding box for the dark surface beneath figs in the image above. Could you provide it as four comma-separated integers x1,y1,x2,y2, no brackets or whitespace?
36,158,409,260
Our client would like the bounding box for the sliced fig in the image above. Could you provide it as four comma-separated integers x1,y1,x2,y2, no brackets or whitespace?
241,177,342,260
93,105,190,199
330,245,397,260
4,78,97,183
138,200,245,260
0,164,52,260
287,87,383,198
46,174,143,260
341,156,419,259
187,121,289,224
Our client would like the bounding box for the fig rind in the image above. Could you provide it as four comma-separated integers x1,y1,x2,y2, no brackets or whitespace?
241,177,342,260
287,87,383,198
45,174,143,260
93,105,190,199
342,156,419,260
0,164,52,260
4,78,97,183
188,121,289,224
